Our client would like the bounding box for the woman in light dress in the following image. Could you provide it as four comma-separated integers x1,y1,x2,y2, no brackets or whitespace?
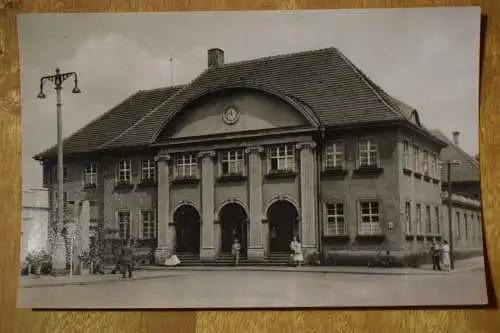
290,236,303,267
440,240,451,272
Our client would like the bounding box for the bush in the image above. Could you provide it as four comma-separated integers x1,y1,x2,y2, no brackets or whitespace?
22,249,52,275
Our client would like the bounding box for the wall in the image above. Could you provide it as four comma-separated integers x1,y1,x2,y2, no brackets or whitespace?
21,188,49,263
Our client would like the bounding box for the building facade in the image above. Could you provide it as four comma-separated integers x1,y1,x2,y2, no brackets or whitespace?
35,47,482,265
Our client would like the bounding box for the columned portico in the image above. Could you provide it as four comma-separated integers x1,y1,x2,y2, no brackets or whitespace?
199,150,216,259
246,146,265,259
154,152,172,264
297,142,318,253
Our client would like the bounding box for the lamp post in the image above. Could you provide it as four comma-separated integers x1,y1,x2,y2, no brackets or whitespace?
444,159,461,270
37,68,81,274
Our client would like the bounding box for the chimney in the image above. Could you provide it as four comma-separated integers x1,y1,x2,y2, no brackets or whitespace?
452,131,460,146
207,48,224,69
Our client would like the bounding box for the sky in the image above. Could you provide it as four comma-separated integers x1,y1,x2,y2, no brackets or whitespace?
18,7,481,190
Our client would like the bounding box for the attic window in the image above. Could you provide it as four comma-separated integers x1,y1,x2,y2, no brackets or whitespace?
410,110,421,126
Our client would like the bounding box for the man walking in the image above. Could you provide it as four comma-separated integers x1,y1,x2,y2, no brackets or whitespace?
121,239,134,278
430,241,442,271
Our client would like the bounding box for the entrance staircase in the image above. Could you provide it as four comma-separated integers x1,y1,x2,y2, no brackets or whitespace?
172,252,292,266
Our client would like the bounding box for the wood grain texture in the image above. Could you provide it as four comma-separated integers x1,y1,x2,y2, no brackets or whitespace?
0,1,498,332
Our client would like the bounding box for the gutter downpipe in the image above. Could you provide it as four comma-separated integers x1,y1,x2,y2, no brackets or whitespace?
317,126,325,264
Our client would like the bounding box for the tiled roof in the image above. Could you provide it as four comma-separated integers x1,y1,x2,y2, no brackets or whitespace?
35,47,440,158
34,86,184,159
430,129,480,182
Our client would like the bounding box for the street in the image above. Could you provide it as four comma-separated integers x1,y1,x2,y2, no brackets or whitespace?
17,268,488,309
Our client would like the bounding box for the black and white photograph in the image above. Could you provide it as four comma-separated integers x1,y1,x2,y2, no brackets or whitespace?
17,7,487,309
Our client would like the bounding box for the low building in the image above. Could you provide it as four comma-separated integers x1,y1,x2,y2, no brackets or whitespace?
33,47,482,266
21,188,49,263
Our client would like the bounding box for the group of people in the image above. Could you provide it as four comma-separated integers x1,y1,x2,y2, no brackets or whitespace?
230,235,305,267
430,240,451,271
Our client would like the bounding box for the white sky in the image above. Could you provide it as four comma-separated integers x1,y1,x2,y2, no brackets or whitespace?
18,8,480,189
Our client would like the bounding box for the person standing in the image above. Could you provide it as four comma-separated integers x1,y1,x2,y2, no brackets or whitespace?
290,236,303,267
430,241,442,271
440,240,451,272
121,239,134,278
231,239,241,266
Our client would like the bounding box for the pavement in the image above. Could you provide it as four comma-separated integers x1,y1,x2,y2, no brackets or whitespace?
18,257,485,289
17,265,489,308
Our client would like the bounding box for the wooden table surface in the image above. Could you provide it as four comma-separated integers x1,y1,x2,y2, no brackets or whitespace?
1,1,499,332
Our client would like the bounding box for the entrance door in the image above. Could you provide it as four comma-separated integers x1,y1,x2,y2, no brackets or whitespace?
219,203,248,256
173,205,201,254
267,200,299,253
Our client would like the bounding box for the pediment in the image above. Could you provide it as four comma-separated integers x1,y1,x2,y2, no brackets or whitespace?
155,88,316,142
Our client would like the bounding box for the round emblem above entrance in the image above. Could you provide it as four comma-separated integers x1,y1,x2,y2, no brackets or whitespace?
222,107,239,125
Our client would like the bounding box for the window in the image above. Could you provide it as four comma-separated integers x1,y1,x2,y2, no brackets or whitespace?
470,213,475,240
405,201,412,234
118,211,131,239
325,141,345,169
358,139,378,167
358,201,382,235
220,150,244,175
141,210,156,239
456,212,461,239
403,140,410,170
175,153,198,178
425,205,432,234
413,145,420,172
53,165,68,182
269,144,295,172
464,213,469,240
423,151,429,174
416,204,422,234
435,206,440,234
141,159,156,181
84,163,97,187
118,159,132,183
436,157,442,180
325,203,346,235
431,154,437,178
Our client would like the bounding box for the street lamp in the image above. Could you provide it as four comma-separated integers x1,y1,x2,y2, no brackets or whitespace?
443,159,462,270
37,68,81,275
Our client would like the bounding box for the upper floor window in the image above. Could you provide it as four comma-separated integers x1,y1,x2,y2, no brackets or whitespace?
416,203,422,234
436,156,442,180
435,206,440,234
403,140,410,170
174,153,198,178
413,145,420,172
325,203,346,235
425,205,432,234
358,139,378,168
220,150,244,175
405,201,412,234
423,150,429,174
325,141,345,169
456,212,461,239
269,144,295,172
358,201,382,235
84,163,97,187
140,159,156,181
141,210,156,239
117,210,131,239
118,159,132,183
464,213,469,240
431,154,437,178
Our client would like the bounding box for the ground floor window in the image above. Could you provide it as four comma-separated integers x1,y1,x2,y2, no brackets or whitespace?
141,210,156,239
325,203,346,235
118,211,131,239
358,201,382,235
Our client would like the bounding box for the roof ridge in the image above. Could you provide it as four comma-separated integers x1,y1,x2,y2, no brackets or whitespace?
220,47,338,68
334,49,405,120
33,90,142,159
99,73,205,149
430,129,479,168
138,84,186,93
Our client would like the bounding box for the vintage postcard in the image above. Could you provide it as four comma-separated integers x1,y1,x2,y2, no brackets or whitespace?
17,8,487,308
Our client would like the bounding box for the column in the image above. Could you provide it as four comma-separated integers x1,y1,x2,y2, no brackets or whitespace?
245,146,265,260
154,153,171,264
297,142,318,254
199,150,216,260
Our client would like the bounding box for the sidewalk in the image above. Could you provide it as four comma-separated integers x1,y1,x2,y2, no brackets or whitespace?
142,256,485,276
19,257,485,289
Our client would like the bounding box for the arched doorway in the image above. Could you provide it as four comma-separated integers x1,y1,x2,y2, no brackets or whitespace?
219,203,248,256
173,205,201,254
267,200,299,253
